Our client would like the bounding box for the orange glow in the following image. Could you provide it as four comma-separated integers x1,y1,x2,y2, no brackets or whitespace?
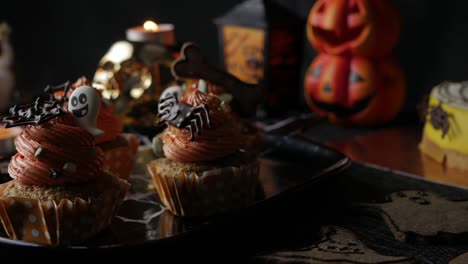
143,21,159,32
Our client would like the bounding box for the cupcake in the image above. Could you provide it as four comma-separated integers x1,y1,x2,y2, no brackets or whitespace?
46,77,139,180
420,81,468,170
0,97,129,245
158,79,262,157
147,87,259,216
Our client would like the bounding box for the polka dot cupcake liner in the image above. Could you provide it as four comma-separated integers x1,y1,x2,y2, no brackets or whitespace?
0,174,129,245
147,160,259,216
101,133,139,181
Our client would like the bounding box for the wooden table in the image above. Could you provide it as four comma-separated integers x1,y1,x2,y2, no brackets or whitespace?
323,126,468,189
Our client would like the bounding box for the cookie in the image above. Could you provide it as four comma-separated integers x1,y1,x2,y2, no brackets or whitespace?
449,251,468,264
257,226,413,264
359,190,468,243
171,42,262,117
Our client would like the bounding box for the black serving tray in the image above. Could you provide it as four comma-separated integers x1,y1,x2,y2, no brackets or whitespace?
0,134,350,256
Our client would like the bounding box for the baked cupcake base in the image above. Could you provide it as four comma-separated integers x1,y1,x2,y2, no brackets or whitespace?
419,134,468,171
147,154,259,216
0,172,129,245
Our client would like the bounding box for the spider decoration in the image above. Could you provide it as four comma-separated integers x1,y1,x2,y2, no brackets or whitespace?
426,101,453,139
0,96,65,128
158,93,211,141
43,81,72,103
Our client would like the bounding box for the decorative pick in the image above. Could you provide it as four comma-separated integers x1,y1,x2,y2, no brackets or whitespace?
171,42,263,117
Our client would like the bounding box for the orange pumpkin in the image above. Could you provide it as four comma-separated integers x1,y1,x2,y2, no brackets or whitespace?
304,54,405,125
307,0,400,57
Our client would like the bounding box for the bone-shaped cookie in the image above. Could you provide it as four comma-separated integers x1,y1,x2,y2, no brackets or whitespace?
171,42,263,117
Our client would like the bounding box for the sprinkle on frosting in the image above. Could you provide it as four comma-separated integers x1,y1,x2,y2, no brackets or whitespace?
62,162,77,173
34,147,43,157
49,168,61,179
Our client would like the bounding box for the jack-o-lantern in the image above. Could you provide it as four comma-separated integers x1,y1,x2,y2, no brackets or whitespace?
307,0,400,57
304,54,405,125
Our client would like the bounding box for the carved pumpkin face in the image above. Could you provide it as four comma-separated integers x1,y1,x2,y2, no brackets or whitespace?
307,0,400,57
304,54,405,125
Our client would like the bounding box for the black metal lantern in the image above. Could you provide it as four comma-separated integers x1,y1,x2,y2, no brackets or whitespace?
215,0,304,117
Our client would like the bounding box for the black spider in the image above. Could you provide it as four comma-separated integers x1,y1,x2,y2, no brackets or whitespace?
158,93,211,141
426,102,452,138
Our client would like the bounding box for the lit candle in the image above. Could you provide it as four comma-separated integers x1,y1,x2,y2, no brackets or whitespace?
126,20,175,45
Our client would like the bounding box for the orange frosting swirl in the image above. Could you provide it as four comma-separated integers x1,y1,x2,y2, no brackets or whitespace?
162,88,241,162
8,113,104,186
96,103,123,144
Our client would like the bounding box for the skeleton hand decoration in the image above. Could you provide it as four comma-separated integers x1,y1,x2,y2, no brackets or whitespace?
158,93,211,142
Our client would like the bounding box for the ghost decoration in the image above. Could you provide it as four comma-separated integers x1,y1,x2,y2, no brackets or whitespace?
68,86,104,138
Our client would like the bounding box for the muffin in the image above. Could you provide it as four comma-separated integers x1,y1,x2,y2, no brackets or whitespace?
0,98,129,245
147,87,259,216
47,76,139,180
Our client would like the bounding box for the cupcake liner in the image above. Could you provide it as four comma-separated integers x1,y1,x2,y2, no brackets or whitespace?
0,175,129,245
147,161,259,216
157,209,183,239
101,133,140,180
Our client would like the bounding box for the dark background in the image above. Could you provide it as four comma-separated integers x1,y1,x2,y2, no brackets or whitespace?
2,0,468,116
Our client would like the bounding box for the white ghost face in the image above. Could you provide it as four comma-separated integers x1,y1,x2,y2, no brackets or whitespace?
68,86,104,138
70,90,89,117
69,86,98,118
